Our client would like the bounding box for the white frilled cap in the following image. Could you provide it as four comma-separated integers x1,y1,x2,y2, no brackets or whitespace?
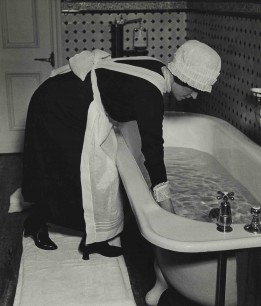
167,40,221,93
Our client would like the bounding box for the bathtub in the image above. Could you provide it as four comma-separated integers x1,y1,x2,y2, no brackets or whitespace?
115,112,261,306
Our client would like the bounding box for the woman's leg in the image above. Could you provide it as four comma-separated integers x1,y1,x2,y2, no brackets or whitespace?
22,73,90,248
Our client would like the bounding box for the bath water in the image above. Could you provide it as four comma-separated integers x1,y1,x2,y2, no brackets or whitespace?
163,147,261,224
142,147,260,224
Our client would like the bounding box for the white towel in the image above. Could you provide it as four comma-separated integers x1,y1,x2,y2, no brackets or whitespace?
14,233,136,306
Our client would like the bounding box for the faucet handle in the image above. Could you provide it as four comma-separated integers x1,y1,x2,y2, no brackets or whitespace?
250,206,261,215
217,191,234,202
244,206,261,234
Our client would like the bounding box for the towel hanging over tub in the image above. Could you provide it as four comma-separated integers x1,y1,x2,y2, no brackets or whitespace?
51,49,168,244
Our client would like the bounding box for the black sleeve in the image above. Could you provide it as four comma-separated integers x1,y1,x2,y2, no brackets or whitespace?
133,83,167,188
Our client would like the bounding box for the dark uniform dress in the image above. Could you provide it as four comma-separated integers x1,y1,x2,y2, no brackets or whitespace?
22,59,167,232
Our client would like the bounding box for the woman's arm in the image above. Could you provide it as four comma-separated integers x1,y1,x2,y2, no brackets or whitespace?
134,86,167,187
133,84,175,214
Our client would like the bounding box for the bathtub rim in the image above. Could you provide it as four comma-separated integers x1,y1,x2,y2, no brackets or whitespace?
116,112,261,253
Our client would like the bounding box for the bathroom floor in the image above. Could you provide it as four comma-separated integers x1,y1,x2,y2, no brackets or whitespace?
0,154,201,306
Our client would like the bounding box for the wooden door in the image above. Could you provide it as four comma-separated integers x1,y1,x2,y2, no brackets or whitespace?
0,0,62,153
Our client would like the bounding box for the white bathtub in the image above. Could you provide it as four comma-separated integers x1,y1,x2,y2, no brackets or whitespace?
115,112,261,306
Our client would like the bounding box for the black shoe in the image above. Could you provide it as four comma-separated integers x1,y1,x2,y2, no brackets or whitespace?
78,234,89,260
79,234,123,260
90,241,123,257
24,224,58,251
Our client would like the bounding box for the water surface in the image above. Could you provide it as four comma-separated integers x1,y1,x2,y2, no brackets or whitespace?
163,147,261,224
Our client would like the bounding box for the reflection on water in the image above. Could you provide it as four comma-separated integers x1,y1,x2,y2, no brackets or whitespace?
164,147,260,224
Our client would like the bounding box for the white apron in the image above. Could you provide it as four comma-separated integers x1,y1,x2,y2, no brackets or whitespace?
51,50,168,244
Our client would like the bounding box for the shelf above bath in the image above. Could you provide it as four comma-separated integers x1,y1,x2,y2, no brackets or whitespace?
61,1,261,16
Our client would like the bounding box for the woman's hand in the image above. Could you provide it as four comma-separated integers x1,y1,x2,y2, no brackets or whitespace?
158,198,176,214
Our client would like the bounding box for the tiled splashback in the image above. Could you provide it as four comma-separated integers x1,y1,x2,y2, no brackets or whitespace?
61,11,187,65
184,12,261,145
61,4,261,145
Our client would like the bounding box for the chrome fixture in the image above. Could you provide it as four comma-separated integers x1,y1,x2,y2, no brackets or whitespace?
250,88,261,125
244,206,261,234
110,16,148,58
250,88,261,102
133,22,148,50
216,191,234,233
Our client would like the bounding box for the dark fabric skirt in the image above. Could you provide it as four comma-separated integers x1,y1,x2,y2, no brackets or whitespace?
22,72,93,231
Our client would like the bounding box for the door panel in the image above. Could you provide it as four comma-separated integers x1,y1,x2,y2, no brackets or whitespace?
5,73,40,130
0,0,61,152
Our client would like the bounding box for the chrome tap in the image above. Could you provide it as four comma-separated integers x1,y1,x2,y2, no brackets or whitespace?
244,206,261,234
114,16,142,26
110,16,143,58
216,191,234,232
113,15,142,26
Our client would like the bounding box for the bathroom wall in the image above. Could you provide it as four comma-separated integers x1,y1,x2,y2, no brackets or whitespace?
182,4,261,145
60,1,261,145
61,11,187,65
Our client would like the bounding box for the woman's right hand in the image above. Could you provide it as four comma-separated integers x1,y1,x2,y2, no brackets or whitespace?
158,198,176,214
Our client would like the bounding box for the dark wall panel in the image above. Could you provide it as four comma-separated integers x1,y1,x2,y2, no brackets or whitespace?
177,12,261,145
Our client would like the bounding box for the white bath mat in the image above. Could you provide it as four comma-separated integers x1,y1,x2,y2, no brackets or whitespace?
14,230,136,306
